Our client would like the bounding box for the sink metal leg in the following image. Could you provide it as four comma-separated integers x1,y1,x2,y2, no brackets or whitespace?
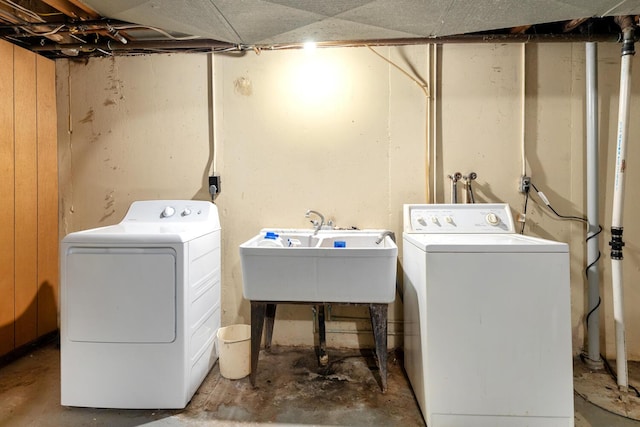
251,301,387,391
250,301,267,387
369,303,388,392
264,304,277,350
316,304,329,366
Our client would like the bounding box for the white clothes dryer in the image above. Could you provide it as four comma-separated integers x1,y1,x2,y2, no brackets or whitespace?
61,200,221,409
403,203,574,427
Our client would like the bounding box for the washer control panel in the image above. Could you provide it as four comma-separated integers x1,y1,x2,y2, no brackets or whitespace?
404,203,515,234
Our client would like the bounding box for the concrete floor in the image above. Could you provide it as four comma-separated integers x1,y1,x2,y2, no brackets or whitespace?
1,336,640,427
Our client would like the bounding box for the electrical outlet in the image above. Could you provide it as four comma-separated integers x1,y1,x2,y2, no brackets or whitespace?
209,175,221,196
519,176,531,193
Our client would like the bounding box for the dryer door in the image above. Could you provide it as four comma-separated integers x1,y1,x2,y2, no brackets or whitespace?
65,247,176,343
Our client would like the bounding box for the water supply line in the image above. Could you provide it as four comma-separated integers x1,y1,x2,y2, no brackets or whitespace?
448,172,462,203
584,42,603,369
462,172,477,203
609,16,635,392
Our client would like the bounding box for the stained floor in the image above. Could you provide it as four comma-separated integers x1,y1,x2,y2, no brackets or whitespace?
574,357,640,424
1,336,640,427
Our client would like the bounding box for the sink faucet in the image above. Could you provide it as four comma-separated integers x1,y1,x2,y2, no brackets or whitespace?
305,209,324,235
375,230,395,245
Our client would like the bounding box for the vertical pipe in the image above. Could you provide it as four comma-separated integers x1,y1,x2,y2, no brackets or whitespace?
316,304,328,366
432,44,438,203
611,259,627,390
610,19,635,391
521,43,527,177
585,42,603,368
426,45,431,203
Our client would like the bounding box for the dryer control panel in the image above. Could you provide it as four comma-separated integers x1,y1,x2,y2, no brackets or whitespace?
403,203,515,234
122,200,220,226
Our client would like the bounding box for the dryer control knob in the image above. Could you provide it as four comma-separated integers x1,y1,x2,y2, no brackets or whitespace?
181,208,192,217
161,206,176,218
486,213,500,225
417,217,427,226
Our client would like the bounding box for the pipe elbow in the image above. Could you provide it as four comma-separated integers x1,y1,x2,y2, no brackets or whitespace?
615,16,636,56
614,16,635,34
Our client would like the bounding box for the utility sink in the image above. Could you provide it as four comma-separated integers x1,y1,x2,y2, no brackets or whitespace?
239,229,398,303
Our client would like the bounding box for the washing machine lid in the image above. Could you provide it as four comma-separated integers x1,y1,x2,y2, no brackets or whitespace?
63,200,221,244
403,232,568,253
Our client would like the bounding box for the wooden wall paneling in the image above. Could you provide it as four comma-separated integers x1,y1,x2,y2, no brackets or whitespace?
13,46,38,347
36,55,59,335
0,40,16,355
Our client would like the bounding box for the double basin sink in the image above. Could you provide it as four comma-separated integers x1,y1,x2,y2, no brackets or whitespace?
239,229,397,303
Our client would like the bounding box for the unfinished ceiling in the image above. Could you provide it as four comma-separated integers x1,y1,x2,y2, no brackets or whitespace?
1,0,640,58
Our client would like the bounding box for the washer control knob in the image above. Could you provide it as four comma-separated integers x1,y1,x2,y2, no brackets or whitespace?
181,208,192,217
417,217,427,226
444,216,453,224
431,216,439,224
486,212,500,225
161,206,176,218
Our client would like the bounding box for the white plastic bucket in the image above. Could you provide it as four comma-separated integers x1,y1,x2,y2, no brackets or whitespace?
217,324,251,379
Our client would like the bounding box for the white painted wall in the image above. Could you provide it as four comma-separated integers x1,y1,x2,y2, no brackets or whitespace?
56,54,212,234
215,46,427,347
56,43,640,359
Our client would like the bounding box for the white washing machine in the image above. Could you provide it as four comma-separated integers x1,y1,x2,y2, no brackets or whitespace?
61,200,221,409
403,203,574,427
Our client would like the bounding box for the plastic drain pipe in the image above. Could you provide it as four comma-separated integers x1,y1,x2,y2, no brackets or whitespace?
585,42,603,369
610,16,635,392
